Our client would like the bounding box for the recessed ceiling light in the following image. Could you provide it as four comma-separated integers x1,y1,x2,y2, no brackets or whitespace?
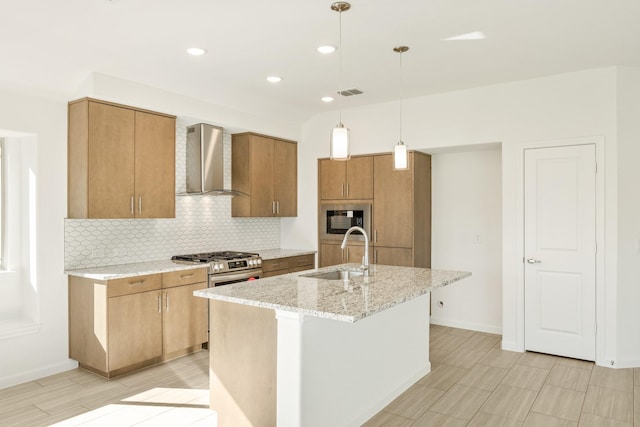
444,31,486,41
187,47,207,56
266,76,282,83
321,96,334,103
317,45,336,54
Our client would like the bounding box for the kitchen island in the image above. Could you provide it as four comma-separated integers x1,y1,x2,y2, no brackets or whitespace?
194,264,470,427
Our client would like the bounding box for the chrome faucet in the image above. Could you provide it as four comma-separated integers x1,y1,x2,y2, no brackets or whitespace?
341,226,369,274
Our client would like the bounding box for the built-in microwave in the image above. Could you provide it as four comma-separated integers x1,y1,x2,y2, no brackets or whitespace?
320,203,372,241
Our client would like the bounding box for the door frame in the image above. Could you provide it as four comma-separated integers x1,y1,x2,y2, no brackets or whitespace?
514,136,605,365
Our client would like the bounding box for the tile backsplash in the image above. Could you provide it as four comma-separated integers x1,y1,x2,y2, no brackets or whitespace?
64,119,281,270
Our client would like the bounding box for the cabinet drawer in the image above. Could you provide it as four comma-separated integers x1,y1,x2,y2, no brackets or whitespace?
262,258,290,273
108,274,161,298
289,254,314,269
162,269,208,288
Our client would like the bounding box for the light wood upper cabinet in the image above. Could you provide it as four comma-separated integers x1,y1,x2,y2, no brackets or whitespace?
232,133,297,217
373,154,414,249
68,98,176,219
134,111,176,218
319,156,373,200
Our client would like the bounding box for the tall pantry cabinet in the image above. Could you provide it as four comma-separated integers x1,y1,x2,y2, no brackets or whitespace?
318,151,431,268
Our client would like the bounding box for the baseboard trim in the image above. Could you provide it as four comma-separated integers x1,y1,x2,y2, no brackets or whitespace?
613,359,640,369
430,317,502,335
0,359,79,390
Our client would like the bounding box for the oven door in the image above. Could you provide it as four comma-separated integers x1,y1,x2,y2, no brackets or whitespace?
208,269,262,287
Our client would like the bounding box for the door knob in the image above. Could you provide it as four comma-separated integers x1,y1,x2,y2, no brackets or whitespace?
526,258,541,264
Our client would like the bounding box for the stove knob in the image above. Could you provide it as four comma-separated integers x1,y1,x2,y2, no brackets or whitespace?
218,263,224,270
213,264,220,271
257,259,262,265
249,260,255,266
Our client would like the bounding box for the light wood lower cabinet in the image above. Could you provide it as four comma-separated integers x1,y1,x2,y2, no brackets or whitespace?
161,280,208,358
319,243,367,268
373,247,413,267
262,254,315,277
69,268,208,378
107,289,163,372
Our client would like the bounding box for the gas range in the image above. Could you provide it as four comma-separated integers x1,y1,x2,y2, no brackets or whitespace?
171,251,262,276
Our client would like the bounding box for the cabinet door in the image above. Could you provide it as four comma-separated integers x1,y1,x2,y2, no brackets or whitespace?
250,135,276,216
374,246,413,267
319,243,344,267
274,140,297,216
108,290,162,371
88,102,135,218
345,244,367,265
319,159,346,200
162,283,208,355
373,154,414,248
346,156,373,199
134,111,176,218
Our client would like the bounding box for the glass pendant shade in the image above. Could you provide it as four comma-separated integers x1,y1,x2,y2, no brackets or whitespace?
330,124,350,160
393,141,408,170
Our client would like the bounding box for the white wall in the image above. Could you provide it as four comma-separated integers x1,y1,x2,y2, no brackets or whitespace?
616,67,640,367
0,90,75,388
284,67,621,364
429,149,502,334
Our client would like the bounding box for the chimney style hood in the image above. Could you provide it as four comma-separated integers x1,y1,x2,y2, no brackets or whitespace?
178,123,243,196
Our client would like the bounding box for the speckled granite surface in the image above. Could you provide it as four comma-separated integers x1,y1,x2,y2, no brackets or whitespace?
194,264,471,323
258,248,316,260
65,248,316,280
65,260,206,280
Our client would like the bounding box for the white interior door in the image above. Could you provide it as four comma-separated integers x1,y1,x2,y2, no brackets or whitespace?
524,144,596,361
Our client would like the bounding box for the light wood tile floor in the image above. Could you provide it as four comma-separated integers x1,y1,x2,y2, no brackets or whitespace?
0,350,215,426
0,326,637,426
365,325,638,427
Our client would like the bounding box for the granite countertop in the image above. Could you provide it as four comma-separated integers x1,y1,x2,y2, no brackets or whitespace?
65,248,317,280
194,264,471,323
258,248,316,260
65,260,207,280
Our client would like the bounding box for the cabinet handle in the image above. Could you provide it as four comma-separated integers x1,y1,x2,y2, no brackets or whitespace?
157,294,161,312
341,183,344,196
346,183,349,196
165,293,170,311
138,196,142,215
180,274,195,279
272,201,276,215
130,196,134,215
276,201,280,215
128,280,145,287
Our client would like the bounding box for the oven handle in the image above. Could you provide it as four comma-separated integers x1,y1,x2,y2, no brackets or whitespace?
209,270,263,286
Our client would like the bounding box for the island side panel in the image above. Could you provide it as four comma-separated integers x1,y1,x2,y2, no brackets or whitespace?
209,300,277,427
292,293,430,427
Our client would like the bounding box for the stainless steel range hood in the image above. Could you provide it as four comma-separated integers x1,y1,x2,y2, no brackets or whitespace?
178,123,244,196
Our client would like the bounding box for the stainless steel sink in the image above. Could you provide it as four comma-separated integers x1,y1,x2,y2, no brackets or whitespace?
300,269,365,280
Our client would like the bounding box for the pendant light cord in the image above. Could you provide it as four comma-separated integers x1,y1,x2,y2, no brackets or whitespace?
399,50,403,143
338,8,343,125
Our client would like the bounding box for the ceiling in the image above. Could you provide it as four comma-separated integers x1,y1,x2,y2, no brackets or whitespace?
2,0,640,123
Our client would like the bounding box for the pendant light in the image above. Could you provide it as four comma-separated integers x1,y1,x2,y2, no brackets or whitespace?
330,2,351,161
393,46,409,170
